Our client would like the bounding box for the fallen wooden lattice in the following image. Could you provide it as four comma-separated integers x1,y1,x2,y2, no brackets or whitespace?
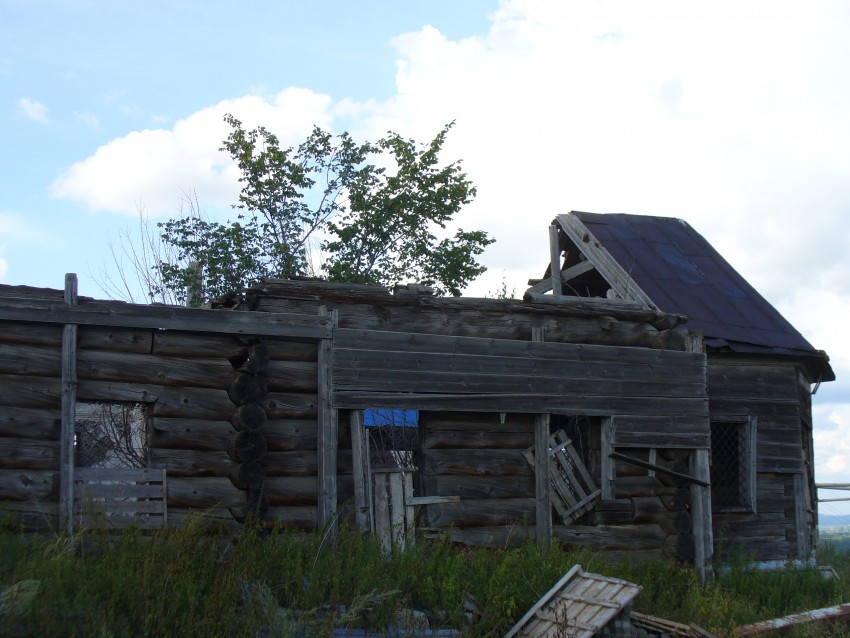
504,565,641,638
523,430,601,525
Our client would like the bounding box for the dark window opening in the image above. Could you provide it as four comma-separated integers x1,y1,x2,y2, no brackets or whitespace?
364,408,419,470
551,414,600,480
711,419,755,512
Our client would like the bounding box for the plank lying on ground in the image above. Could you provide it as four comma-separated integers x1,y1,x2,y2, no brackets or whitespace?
734,603,850,636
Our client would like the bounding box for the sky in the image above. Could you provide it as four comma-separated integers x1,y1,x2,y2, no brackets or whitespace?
3,0,850,513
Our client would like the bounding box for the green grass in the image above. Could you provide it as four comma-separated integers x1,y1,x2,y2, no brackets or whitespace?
3,518,850,637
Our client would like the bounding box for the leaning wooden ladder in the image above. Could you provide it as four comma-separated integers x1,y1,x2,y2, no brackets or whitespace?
524,429,601,525
73,467,168,530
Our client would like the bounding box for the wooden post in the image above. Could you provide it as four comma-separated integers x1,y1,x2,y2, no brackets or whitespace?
600,417,615,499
549,224,562,296
690,448,713,583
793,473,810,559
60,273,78,535
317,307,338,539
531,326,552,548
350,410,373,532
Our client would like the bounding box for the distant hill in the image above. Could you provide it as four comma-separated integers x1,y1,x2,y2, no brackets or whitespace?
820,513,850,528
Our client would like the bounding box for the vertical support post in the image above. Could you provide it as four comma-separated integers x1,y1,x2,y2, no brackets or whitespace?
793,473,810,559
690,448,713,583
350,410,373,532
60,273,78,535
531,326,551,548
600,417,615,499
317,306,339,540
549,224,562,296
534,413,552,549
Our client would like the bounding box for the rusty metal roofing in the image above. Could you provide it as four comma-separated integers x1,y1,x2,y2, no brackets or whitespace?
569,211,833,380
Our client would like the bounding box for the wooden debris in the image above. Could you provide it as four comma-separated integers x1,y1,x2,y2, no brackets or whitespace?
504,565,641,638
630,611,716,637
734,603,850,636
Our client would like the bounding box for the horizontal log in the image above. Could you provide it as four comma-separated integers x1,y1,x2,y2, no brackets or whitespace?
426,498,535,527
588,499,635,525
0,407,60,440
265,360,318,392
631,496,667,525
254,294,686,347
167,477,244,508
554,523,667,551
424,428,533,450
165,507,240,531
265,506,318,530
0,469,56,501
151,418,319,451
0,501,59,530
425,412,535,433
0,296,332,339
0,375,61,408
614,476,669,498
150,449,352,477
0,322,152,353
423,474,535,500
0,437,59,470
227,430,268,463
421,449,532,477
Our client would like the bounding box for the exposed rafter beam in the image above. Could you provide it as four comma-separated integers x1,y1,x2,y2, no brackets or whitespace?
555,213,657,310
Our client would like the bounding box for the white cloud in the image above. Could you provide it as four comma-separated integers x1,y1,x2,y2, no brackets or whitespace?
52,88,335,216
18,97,49,123
74,111,100,128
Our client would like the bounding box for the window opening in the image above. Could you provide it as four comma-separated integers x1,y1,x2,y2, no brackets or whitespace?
364,408,419,469
75,402,150,469
710,418,756,512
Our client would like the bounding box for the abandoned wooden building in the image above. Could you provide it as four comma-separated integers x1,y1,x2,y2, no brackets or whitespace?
0,212,832,580
531,211,834,562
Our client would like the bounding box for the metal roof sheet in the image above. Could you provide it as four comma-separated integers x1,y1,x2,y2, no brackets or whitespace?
570,212,833,379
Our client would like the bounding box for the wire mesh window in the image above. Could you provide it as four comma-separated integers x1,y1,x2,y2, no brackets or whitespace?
75,402,150,469
710,418,756,512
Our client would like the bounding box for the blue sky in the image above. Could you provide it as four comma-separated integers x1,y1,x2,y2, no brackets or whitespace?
3,0,850,508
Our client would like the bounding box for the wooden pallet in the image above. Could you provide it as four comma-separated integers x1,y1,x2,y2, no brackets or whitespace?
524,430,601,525
74,467,167,530
505,565,641,638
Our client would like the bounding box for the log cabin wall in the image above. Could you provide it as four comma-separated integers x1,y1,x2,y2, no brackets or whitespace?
0,283,332,532
707,354,811,561
291,281,711,563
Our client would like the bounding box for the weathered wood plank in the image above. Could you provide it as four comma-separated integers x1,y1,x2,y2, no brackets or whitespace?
349,411,373,532
0,297,332,338
316,308,337,536
335,391,707,418
334,366,705,398
534,412,552,547
334,348,705,385
0,322,152,353
151,418,317,451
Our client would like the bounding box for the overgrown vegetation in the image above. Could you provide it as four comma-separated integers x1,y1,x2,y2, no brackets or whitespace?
2,518,850,637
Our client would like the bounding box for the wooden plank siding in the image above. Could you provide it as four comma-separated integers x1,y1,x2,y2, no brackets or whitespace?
707,356,807,561
332,328,708,421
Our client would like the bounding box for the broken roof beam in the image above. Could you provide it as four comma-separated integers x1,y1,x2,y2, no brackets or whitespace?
526,260,596,296
555,213,657,310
